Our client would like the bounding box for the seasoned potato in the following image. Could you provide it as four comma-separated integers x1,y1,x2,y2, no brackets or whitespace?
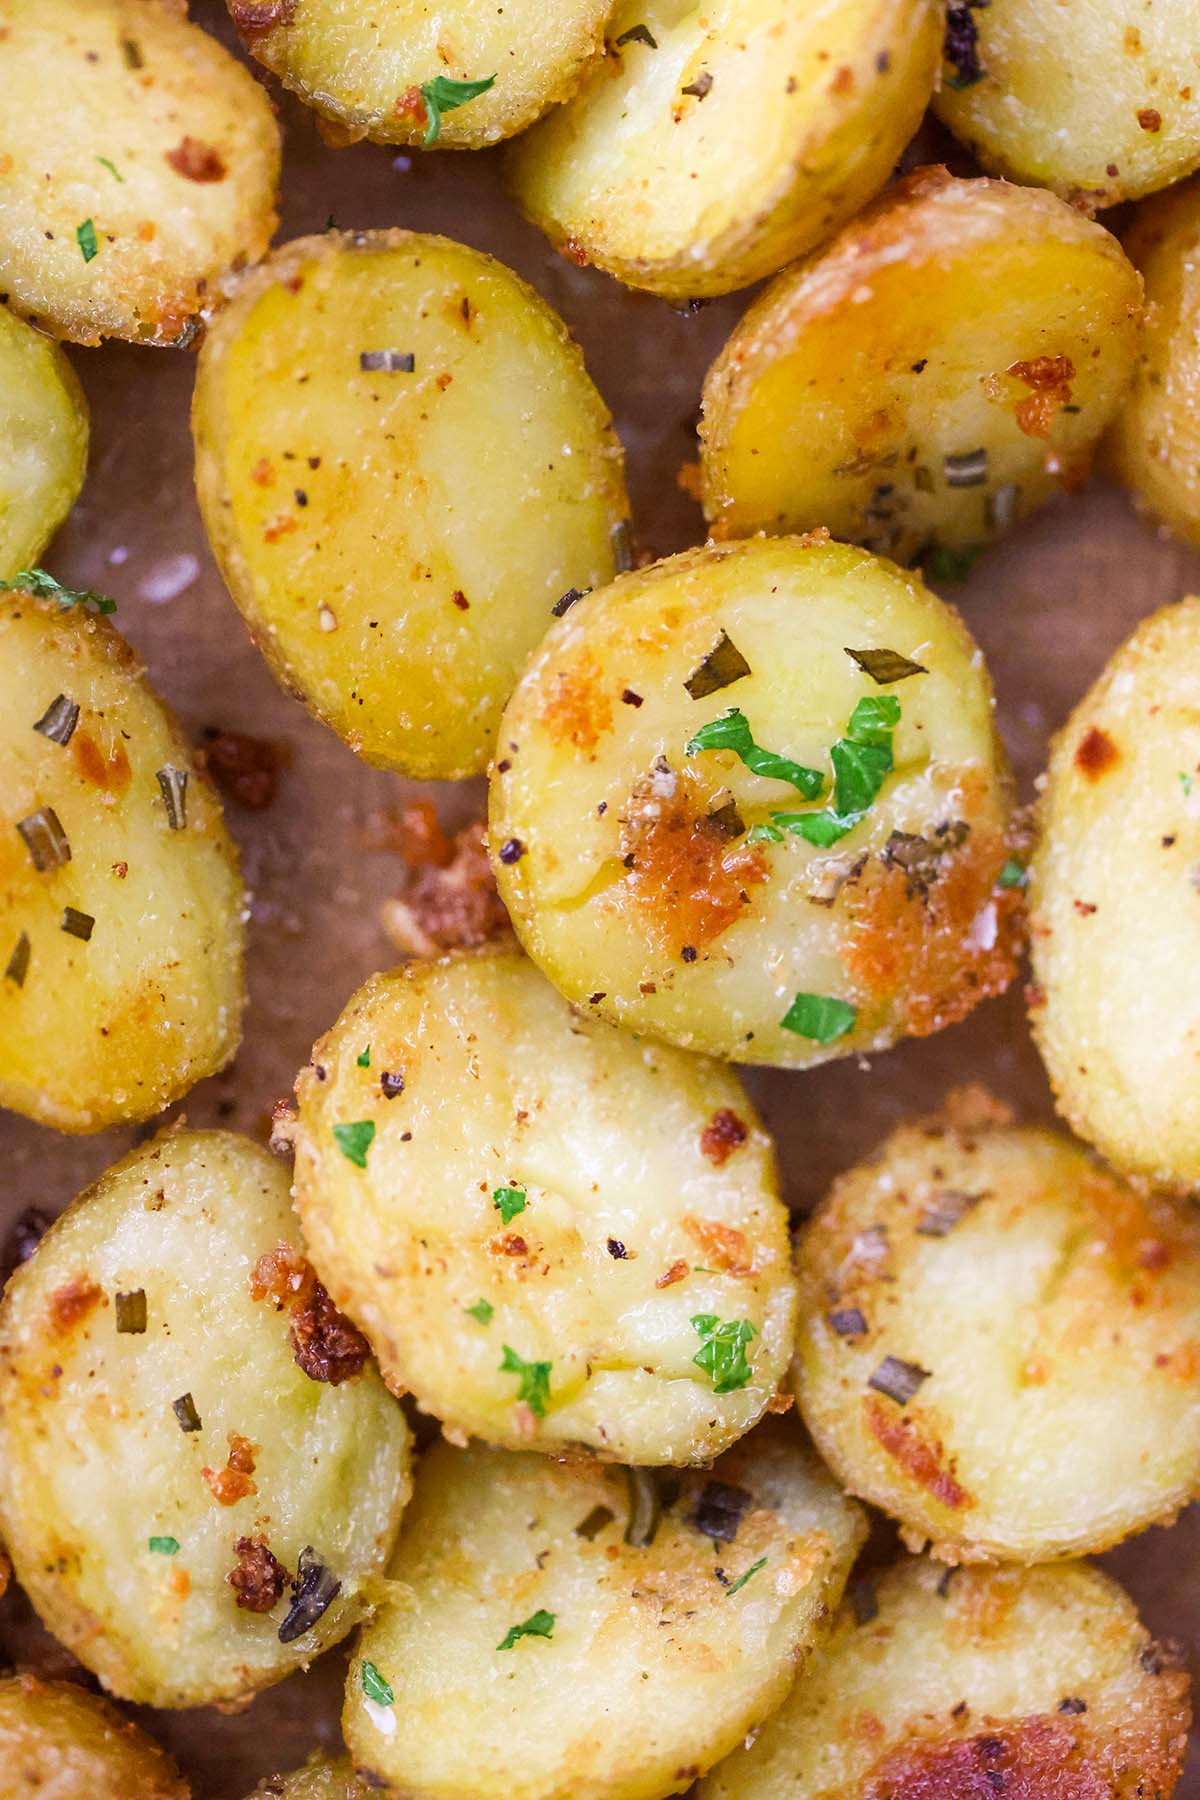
0,1130,412,1707
489,536,1019,1068
1030,598,1200,1187
933,0,1200,209
0,584,244,1132
292,947,796,1464
344,1431,865,1800
249,1757,370,1800
792,1090,1200,1563
0,0,280,347
700,170,1142,560
0,1674,189,1800
696,1556,1192,1800
0,307,89,578
507,0,942,301
193,230,629,779
230,0,611,148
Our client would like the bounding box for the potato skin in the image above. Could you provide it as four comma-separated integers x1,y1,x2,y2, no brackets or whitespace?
0,0,280,347
193,230,629,779
792,1090,1200,1563
344,1431,866,1800
0,1131,412,1707
933,0,1200,209
489,536,1019,1067
0,588,244,1132
248,1757,371,1800
0,1674,190,1800
701,169,1142,558
0,307,89,579
230,0,611,147
507,0,941,301
696,1556,1192,1800
1030,598,1200,1188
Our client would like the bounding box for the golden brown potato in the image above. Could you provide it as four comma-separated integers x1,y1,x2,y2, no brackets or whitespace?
792,1089,1200,1563
248,1757,371,1800
193,230,629,779
291,947,796,1465
1030,597,1200,1187
489,536,1020,1067
344,1431,866,1800
933,0,1200,210
0,1674,189,1800
0,0,280,347
696,1556,1192,1800
507,0,942,301
0,307,89,579
700,170,1142,562
0,580,244,1132
0,1130,412,1707
230,0,611,148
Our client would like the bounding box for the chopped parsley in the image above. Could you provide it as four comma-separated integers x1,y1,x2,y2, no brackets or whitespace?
691,1314,755,1393
0,568,116,613
747,695,901,848
333,1120,375,1167
95,155,124,183
497,1608,556,1651
781,992,857,1043
493,1183,527,1224
76,218,99,262
920,541,984,584
725,1555,767,1597
1180,771,1194,798
997,857,1027,890
356,1045,371,1068
686,707,823,798
148,1535,180,1555
466,1298,494,1324
419,74,497,146
499,1345,551,1416
361,1661,394,1706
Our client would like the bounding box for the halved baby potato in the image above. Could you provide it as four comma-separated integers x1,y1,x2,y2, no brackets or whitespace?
1030,597,1200,1188
489,536,1020,1068
700,169,1142,560
193,230,629,779
230,0,611,147
696,1556,1192,1800
292,946,796,1464
0,306,89,578
792,1090,1200,1563
248,1757,370,1800
0,1130,412,1707
0,582,244,1132
344,1430,866,1800
0,1674,190,1800
0,0,280,347
507,0,942,301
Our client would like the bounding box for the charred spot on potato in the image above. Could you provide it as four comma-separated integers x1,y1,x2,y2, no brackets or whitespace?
541,652,613,751
700,1107,748,1165
1006,355,1076,441
201,1432,259,1506
230,0,298,34
290,1281,370,1385
250,1243,315,1309
165,138,228,183
618,769,768,955
1072,726,1119,778
863,1392,972,1510
682,1215,752,1276
382,818,509,957
48,1276,103,1333
862,1715,1108,1800
71,731,131,796
228,1536,289,1612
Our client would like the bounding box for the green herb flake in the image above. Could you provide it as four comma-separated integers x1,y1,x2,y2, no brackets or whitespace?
333,1120,375,1168
466,1298,494,1324
497,1608,556,1652
95,155,124,183
361,1661,394,1706
493,1183,527,1225
920,541,984,584
1181,771,1194,798
0,568,116,613
419,74,497,146
148,1535,179,1556
499,1345,551,1416
997,857,1027,890
76,218,99,262
356,1045,371,1068
844,647,927,685
725,1555,767,1597
686,708,823,799
691,1314,756,1393
781,992,857,1043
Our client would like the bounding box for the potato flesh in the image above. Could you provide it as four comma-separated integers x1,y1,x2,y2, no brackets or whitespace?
793,1102,1200,1562
193,231,629,778
0,0,280,346
696,1558,1191,1800
489,537,1017,1067
0,1675,190,1800
701,171,1142,557
1031,597,1200,1187
508,0,941,300
0,1131,412,1707
0,307,89,578
0,593,244,1132
345,1433,865,1800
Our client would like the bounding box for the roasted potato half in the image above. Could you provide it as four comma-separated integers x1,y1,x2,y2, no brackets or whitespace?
0,1674,189,1800
489,536,1019,1068
0,583,244,1132
792,1090,1200,1562
344,1431,866,1800
193,230,629,779
700,170,1142,560
933,0,1200,209
249,1757,371,1800
0,0,280,347
507,0,942,301
292,947,796,1464
696,1556,1192,1800
230,0,611,148
0,1131,412,1707
1030,598,1200,1187
0,306,89,578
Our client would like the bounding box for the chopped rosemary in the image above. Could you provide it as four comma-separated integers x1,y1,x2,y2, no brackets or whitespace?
32,694,80,745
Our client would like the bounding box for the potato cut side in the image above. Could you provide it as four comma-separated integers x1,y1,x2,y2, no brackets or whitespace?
0,1131,412,1707
193,230,629,778
1031,597,1200,1187
507,0,941,300
247,1757,371,1800
701,170,1142,559
0,1675,190,1800
0,586,244,1132
793,1090,1200,1562
230,0,611,147
345,1431,865,1800
489,536,1019,1068
0,0,280,346
697,1556,1191,1800
0,306,89,578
